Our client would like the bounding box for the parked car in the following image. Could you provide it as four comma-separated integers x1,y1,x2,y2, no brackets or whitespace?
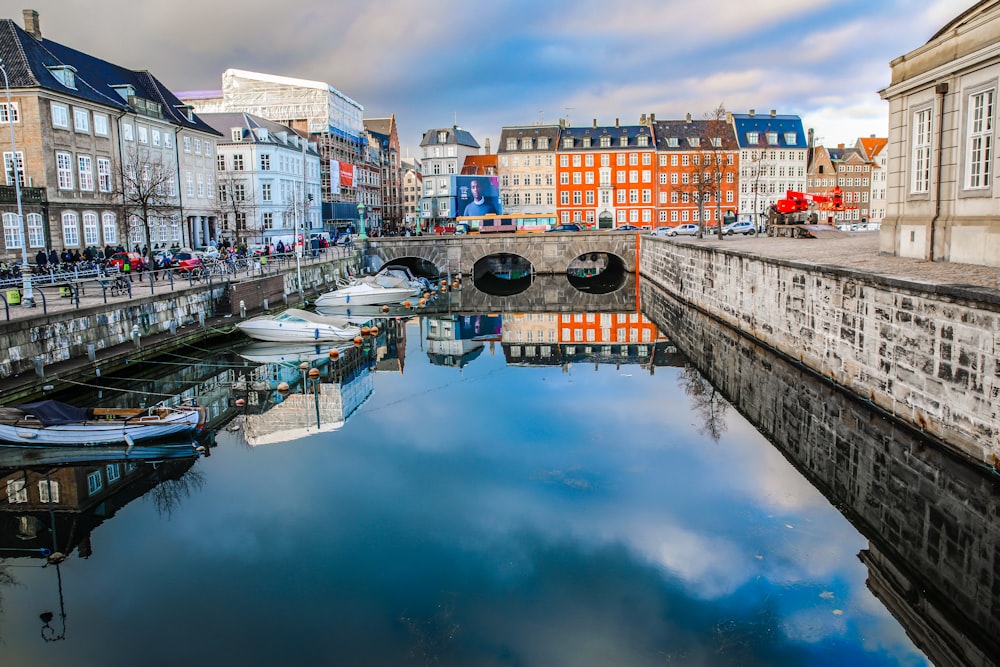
722,220,757,236
194,245,219,260
108,252,145,272
615,224,641,231
652,226,675,237
545,223,583,232
669,224,700,237
170,250,202,273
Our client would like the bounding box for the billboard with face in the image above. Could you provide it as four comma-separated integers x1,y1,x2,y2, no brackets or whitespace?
455,176,502,217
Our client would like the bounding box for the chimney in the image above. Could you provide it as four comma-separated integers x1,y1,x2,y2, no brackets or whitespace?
593,118,597,128
615,118,620,128
770,109,777,117
23,9,41,39
685,113,691,123
725,111,733,124
650,113,655,123
838,143,845,149
484,137,490,154
748,109,755,117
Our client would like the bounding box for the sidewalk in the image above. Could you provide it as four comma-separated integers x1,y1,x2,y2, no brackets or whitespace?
693,231,1000,294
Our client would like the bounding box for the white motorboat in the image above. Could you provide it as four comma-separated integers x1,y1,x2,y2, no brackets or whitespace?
0,400,205,447
236,308,361,343
314,265,429,307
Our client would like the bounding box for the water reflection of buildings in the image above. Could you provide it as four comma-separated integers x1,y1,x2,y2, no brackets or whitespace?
501,312,684,370
424,315,502,368
0,449,198,559
233,319,407,445
641,282,1000,666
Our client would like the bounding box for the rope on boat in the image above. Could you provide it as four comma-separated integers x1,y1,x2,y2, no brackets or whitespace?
57,378,179,399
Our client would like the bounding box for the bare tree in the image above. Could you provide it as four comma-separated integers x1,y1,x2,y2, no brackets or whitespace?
686,145,713,240
679,364,730,441
113,145,179,268
213,169,258,247
699,104,738,240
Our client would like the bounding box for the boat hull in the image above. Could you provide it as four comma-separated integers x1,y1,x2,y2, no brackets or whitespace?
0,407,204,447
235,321,359,343
314,286,416,307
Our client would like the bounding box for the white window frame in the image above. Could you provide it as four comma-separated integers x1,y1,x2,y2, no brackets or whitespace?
83,211,99,245
912,107,932,194
3,212,24,250
51,103,69,128
102,212,117,245
73,107,90,133
3,151,24,186
0,101,19,124
62,211,80,246
122,122,134,141
78,155,94,191
94,113,109,136
965,88,994,190
27,212,44,248
56,151,74,189
97,157,112,192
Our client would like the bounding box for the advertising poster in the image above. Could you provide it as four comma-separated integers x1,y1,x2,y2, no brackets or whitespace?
455,176,502,217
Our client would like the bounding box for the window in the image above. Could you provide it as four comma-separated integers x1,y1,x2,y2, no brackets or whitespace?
186,172,194,196
233,154,244,171
87,470,103,495
38,479,59,503
784,132,797,144
260,153,271,170
0,101,19,124
966,89,994,189
766,132,778,145
56,152,74,189
93,113,109,136
107,463,122,483
73,107,90,133
122,122,133,141
3,151,24,186
102,212,117,244
78,155,94,191
912,108,932,193
97,157,112,192
3,212,23,250
194,138,202,155
51,103,69,128
27,212,44,248
746,131,758,144
83,212,99,245
137,125,148,144
6,479,26,503
152,129,161,147
62,211,79,245
262,183,272,201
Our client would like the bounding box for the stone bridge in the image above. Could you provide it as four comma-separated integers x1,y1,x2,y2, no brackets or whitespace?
364,232,638,276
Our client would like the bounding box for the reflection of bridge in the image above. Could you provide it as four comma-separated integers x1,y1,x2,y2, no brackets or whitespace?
365,232,638,276
422,274,639,313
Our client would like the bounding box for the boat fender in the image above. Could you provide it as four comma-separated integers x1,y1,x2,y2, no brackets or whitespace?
314,328,320,340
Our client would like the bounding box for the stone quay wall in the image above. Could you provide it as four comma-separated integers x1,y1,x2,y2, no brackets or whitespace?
639,237,1000,467
639,283,1000,665
0,255,359,381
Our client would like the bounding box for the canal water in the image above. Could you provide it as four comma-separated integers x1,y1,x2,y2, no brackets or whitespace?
1,282,996,666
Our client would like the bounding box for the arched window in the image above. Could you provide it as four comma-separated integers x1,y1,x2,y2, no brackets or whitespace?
26,213,44,248
2,212,23,250
102,212,117,245
61,211,79,246
82,211,99,246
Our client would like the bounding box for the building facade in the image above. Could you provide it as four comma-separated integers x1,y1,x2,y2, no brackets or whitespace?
732,110,808,225
496,125,560,215
418,126,481,227
364,116,402,234
879,0,1000,267
855,136,888,224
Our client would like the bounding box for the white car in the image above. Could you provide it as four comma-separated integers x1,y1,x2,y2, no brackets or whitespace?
652,227,675,237
669,224,700,236
722,221,757,236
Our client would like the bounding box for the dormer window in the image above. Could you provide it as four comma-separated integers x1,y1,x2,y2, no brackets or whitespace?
667,137,679,147
637,135,649,147
710,137,721,147
538,137,548,149
231,128,243,141
437,131,448,143
784,132,797,145
619,136,628,147
746,131,759,144
688,137,700,148
563,137,574,148
600,136,611,148
766,132,778,145
111,84,135,101
582,137,591,148
48,66,78,90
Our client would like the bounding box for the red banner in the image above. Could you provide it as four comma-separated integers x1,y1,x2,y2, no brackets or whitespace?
339,163,355,188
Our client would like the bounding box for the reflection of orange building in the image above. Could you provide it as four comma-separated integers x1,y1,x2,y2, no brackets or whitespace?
558,312,662,344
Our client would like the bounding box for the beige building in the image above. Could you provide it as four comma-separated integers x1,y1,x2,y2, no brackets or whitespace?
880,0,1000,266
497,125,561,215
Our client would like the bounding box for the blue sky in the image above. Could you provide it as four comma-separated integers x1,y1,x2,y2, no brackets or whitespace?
17,0,974,155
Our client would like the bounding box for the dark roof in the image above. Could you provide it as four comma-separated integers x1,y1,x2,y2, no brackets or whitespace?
497,125,562,152
730,113,807,149
0,18,219,136
559,123,653,150
420,126,480,149
198,112,319,155
651,119,737,151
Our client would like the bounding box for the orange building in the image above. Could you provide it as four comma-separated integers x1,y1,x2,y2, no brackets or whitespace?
554,120,657,229
557,312,662,345
651,116,739,229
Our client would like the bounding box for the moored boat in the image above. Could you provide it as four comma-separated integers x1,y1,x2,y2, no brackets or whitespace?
0,400,205,447
235,308,361,342
314,265,429,307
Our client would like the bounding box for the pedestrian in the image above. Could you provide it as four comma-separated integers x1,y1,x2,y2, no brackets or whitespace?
35,249,47,270
48,248,59,267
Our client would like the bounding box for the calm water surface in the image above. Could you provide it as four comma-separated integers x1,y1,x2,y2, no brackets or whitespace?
0,309,946,666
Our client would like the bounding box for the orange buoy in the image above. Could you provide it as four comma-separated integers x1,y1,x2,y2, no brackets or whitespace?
404,300,412,308
452,281,459,289
277,382,290,392
353,336,363,346
370,326,379,336
235,398,246,407
299,362,309,371
307,368,320,380
361,326,371,335
381,305,390,313
329,348,340,359
440,280,447,288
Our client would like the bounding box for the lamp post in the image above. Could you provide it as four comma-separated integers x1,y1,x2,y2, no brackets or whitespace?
0,58,33,307
356,201,367,240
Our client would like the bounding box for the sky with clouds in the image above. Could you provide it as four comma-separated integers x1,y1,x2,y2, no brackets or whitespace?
16,0,976,156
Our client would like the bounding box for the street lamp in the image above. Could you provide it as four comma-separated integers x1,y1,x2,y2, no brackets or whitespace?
0,58,33,307
356,201,367,239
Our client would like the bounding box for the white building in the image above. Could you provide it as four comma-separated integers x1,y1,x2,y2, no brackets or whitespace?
879,0,1000,267
199,112,322,249
731,110,808,222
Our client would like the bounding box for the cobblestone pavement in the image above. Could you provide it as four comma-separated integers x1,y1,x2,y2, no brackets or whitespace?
693,230,1000,292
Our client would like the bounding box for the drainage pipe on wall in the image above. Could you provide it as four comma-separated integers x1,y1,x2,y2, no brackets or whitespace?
929,81,949,262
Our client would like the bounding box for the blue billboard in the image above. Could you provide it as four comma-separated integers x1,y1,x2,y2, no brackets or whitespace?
455,176,502,217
